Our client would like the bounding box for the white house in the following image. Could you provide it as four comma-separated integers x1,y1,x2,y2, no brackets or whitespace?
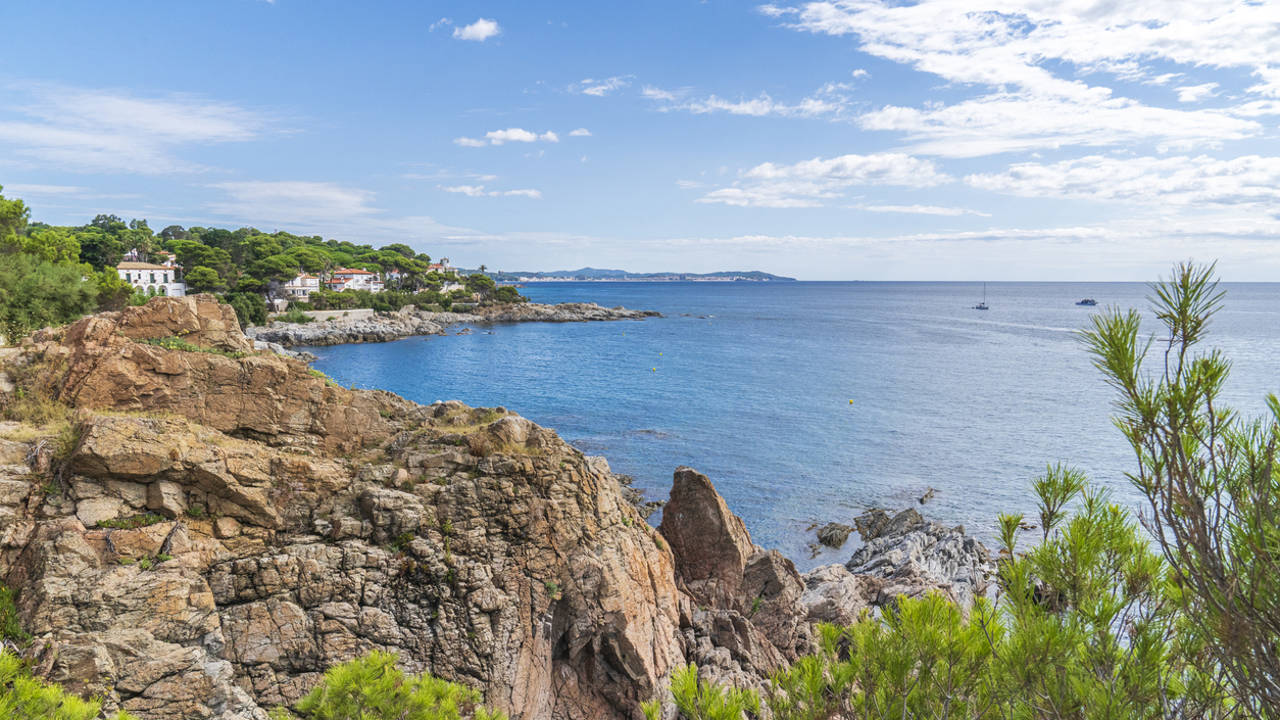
283,273,320,300
326,268,384,293
117,262,186,297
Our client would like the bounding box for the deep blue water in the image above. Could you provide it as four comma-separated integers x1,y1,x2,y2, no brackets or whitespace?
305,282,1280,569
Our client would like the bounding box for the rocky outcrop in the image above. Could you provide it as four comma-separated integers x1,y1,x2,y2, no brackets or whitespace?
245,303,660,348
0,296,993,720
845,508,994,608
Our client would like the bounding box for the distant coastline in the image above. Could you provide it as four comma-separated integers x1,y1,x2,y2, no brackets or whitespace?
478,267,796,282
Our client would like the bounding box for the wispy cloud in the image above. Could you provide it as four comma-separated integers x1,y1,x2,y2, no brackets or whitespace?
440,184,542,199
855,203,991,217
0,83,268,173
699,153,950,208
453,18,501,42
644,81,853,119
568,128,592,137
966,154,1280,206
572,75,633,96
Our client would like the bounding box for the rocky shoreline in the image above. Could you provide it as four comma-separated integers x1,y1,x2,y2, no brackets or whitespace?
0,295,992,720
245,302,662,348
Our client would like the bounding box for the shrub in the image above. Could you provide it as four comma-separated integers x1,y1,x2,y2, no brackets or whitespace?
97,513,165,530
0,584,30,646
1084,262,1280,716
276,307,314,324
0,647,136,719
139,336,248,359
287,650,506,720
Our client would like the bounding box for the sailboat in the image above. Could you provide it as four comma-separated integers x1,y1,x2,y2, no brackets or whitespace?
973,282,989,311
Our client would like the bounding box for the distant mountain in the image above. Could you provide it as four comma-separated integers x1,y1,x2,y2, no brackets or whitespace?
479,267,796,282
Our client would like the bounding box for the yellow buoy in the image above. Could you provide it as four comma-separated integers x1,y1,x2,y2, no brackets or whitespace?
658,352,663,356
849,399,854,405
652,367,657,372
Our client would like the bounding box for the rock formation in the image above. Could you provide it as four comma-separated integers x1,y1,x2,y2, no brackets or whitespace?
0,296,993,719
246,303,661,347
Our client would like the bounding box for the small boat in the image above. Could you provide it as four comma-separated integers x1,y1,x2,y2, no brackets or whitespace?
973,283,989,310
1075,298,1097,306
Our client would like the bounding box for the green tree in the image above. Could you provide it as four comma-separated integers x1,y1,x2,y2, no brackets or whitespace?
74,227,125,270
184,266,226,294
285,650,505,720
1084,262,1280,717
0,253,98,344
0,185,31,242
226,291,266,328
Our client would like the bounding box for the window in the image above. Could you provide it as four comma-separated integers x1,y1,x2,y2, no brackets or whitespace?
150,272,156,283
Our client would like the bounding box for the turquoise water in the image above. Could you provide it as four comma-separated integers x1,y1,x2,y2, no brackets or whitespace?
305,282,1280,568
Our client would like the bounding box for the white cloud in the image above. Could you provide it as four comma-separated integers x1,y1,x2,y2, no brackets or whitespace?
762,1,1280,156
453,18,501,42
856,203,991,217
568,128,592,137
966,154,1280,207
441,184,541,199
1176,83,1219,103
640,86,678,102
858,93,1255,158
457,128,561,146
0,84,267,173
700,152,950,207
574,76,632,96
2,183,85,196
207,181,380,226
429,17,452,32
645,82,853,118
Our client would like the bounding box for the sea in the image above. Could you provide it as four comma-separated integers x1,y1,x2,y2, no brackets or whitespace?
304,281,1280,569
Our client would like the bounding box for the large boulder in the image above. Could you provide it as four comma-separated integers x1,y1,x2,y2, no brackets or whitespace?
658,467,756,607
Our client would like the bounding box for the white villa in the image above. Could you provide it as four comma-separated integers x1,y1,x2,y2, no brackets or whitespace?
283,273,320,300
326,268,384,293
117,261,186,297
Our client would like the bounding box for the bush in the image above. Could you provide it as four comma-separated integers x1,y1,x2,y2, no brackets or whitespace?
285,650,506,720
226,291,267,328
276,307,314,324
0,647,136,719
0,584,29,646
1084,262,1280,716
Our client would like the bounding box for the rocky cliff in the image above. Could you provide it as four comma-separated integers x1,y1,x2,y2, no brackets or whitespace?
0,296,991,719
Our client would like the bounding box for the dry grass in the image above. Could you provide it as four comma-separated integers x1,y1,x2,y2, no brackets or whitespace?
434,407,507,435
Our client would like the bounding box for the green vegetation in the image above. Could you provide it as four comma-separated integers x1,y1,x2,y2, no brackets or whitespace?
276,306,315,324
0,584,30,646
139,336,250,359
0,648,136,719
0,185,524,340
277,649,506,720
648,263,1277,720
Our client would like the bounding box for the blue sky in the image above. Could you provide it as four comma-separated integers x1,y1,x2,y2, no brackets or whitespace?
3,1,1279,280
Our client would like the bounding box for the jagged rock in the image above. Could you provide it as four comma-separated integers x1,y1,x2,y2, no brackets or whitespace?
847,513,993,608
799,564,880,626
815,522,853,549
659,467,755,608
853,508,925,542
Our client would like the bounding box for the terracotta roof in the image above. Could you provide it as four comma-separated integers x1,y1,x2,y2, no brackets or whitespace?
333,268,374,275
117,262,174,270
